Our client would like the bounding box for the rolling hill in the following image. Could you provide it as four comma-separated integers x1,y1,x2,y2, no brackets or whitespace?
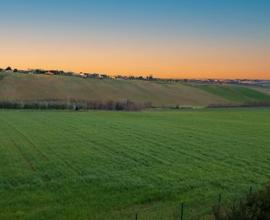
0,72,270,107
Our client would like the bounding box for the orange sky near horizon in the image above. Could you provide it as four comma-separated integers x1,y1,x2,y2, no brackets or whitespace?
1,1,270,80
1,42,269,79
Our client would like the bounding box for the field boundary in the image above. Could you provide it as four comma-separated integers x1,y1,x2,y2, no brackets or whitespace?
1,100,270,111
129,185,258,220
0,100,151,111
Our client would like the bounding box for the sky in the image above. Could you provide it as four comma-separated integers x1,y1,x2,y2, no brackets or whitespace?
0,0,270,79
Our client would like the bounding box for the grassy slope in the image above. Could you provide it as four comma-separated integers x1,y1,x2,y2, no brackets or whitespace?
0,74,5,81
0,72,234,107
1,72,270,107
253,86,270,96
193,84,270,103
1,109,270,219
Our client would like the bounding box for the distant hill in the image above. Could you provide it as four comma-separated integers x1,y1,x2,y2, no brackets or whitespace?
0,72,270,107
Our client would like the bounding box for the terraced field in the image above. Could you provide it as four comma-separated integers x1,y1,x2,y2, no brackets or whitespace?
1,109,270,219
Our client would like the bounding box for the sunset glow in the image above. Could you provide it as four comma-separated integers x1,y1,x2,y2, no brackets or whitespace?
1,0,270,79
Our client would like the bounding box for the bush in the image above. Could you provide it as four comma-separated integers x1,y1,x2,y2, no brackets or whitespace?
0,100,152,111
213,184,270,220
208,101,270,109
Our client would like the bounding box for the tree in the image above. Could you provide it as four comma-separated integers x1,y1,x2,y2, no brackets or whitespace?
146,75,154,81
5,66,12,71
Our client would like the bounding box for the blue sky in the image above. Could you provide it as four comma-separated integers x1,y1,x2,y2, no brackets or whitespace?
0,0,270,78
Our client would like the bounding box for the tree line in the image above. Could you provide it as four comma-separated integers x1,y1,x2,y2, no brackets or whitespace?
0,99,152,111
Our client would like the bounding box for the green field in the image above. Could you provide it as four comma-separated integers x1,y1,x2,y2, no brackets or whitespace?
1,109,270,219
194,84,270,103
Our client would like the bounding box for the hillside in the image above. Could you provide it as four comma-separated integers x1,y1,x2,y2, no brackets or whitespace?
193,84,270,103
253,86,270,96
0,72,270,107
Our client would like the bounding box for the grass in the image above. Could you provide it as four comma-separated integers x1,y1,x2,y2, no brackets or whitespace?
1,108,270,219
2,72,270,107
0,72,230,107
0,73,6,81
254,86,270,96
195,85,270,103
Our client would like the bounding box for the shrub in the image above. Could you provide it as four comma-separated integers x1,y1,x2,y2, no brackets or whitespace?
208,101,270,109
213,184,270,220
0,100,152,111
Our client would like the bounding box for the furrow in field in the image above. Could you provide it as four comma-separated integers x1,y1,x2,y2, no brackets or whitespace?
111,119,270,180
47,113,255,180
0,116,49,162
35,115,122,161
160,122,270,172
61,117,177,166
1,109,270,220
111,122,219,161
4,113,86,178
8,136,36,172
0,119,36,172
42,112,270,181
60,118,234,183
28,114,182,183
63,115,210,166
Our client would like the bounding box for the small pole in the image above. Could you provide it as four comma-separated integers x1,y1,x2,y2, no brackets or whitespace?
232,200,235,211
218,193,222,209
249,186,253,194
180,202,184,220
217,194,222,213
215,194,222,219
218,193,222,205
135,213,138,220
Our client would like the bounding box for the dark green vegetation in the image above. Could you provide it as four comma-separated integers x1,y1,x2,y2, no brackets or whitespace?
1,109,270,219
213,183,270,220
0,73,6,81
1,72,270,108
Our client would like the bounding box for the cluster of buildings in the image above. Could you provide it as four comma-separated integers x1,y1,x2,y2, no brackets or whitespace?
0,67,115,80
0,66,156,81
0,66,269,86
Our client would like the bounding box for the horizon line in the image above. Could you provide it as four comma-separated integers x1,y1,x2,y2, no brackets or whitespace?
1,66,270,81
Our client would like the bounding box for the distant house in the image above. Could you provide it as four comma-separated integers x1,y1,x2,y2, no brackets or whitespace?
100,74,110,79
87,73,100,79
79,73,87,78
45,71,56,75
